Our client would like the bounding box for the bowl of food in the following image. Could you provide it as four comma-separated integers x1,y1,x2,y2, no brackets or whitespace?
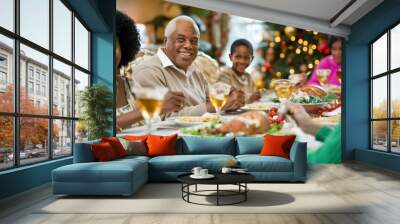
290,88,333,114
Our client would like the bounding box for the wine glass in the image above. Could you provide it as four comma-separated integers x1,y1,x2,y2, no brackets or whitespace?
208,82,231,117
272,79,294,102
316,69,331,86
132,87,168,134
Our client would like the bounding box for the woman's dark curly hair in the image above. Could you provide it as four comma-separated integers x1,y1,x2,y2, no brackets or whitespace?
116,11,141,67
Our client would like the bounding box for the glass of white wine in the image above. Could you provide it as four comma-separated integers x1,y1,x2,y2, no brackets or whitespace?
272,79,294,102
208,82,231,117
316,69,331,86
132,87,168,134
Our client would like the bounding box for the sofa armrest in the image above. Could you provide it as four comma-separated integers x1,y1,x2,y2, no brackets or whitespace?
289,141,307,181
73,140,100,163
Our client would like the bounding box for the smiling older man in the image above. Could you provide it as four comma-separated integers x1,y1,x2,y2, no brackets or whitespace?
132,15,244,116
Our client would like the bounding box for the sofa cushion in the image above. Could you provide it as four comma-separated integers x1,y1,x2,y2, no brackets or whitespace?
52,159,147,183
91,142,118,162
124,135,148,141
148,154,235,172
260,135,296,159
236,155,293,172
236,137,263,155
177,136,235,155
101,137,127,158
118,138,147,156
147,134,178,157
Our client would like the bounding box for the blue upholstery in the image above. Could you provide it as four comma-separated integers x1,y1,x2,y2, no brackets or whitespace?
236,155,293,172
290,142,307,181
149,154,235,175
73,140,100,163
52,137,307,195
236,137,263,155
177,136,235,155
52,158,148,195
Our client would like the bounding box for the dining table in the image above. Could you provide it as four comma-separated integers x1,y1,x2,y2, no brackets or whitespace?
118,90,341,151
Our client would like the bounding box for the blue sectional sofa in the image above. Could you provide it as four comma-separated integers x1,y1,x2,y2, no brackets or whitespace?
52,136,307,196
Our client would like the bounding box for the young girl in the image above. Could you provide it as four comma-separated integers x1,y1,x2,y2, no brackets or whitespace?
217,39,260,103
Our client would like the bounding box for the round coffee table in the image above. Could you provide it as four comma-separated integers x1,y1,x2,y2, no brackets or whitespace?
177,173,255,206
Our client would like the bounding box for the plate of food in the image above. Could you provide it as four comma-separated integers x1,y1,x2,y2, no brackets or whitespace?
171,114,220,127
179,110,286,137
241,102,280,111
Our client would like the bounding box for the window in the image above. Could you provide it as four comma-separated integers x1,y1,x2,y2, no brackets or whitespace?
0,54,7,87
42,85,46,97
28,81,34,94
0,0,14,32
371,23,400,154
28,67,34,80
0,55,7,67
35,70,41,81
0,0,91,170
36,83,40,95
0,71,6,85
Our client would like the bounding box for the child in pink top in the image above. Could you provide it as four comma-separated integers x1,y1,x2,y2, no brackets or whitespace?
307,38,342,87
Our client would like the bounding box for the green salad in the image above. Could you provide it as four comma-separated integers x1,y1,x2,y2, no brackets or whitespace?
290,93,338,104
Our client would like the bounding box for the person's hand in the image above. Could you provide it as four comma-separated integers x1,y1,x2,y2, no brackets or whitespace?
161,91,185,114
284,102,322,136
222,88,245,111
248,91,261,103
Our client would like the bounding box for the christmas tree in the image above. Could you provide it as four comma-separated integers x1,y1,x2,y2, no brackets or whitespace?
252,24,331,88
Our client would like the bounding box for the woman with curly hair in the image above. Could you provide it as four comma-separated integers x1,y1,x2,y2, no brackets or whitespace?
115,11,183,131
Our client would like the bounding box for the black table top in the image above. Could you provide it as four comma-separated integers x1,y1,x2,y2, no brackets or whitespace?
177,172,255,185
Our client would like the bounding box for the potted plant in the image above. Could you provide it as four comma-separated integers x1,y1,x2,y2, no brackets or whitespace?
79,84,113,140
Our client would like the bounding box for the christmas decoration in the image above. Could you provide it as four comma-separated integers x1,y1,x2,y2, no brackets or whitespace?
253,23,331,88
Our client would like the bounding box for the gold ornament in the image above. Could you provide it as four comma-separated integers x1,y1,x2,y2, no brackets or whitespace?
284,26,296,37
298,39,303,44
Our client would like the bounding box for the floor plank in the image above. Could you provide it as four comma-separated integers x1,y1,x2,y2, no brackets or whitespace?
1,162,400,224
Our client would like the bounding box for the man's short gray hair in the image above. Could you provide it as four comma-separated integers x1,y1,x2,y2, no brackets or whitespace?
164,15,200,38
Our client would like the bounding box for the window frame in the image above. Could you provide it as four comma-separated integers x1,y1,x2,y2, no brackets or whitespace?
0,0,92,171
370,20,400,154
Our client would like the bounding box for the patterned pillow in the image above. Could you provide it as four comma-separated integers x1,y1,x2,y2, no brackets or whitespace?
118,138,147,156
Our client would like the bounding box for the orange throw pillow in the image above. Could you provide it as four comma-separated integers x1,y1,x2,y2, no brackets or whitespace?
124,135,148,142
146,134,178,157
101,137,126,158
91,142,117,161
260,135,296,159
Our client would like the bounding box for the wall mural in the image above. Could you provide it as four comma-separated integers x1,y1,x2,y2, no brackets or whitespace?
115,0,342,164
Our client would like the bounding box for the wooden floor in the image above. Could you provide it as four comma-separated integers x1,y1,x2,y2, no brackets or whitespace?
1,162,400,224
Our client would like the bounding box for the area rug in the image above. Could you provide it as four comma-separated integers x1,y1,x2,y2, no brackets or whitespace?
38,183,361,214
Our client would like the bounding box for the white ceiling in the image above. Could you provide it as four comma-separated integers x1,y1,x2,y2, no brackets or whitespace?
226,0,352,23
167,0,384,37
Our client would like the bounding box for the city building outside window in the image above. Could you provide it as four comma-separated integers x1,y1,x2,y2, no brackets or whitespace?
0,0,91,170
